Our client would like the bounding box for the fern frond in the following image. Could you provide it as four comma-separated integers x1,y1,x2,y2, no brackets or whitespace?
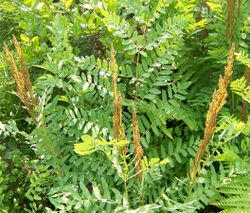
212,172,250,212
231,77,250,103
236,52,250,68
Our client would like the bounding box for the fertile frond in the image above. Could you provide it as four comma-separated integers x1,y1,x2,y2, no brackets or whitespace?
4,36,38,124
132,106,143,181
190,43,235,182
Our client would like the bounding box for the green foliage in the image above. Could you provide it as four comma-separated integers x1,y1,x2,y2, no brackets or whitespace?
0,0,249,212
231,77,250,102
212,172,250,212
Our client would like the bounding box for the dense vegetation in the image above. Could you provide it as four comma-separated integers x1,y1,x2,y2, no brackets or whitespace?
0,0,249,212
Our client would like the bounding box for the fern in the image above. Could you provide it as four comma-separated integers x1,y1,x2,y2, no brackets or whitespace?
231,77,250,102
236,52,250,68
1,0,250,211
212,172,250,212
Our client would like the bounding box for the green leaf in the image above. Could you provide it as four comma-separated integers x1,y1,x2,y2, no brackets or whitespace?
140,51,148,57
74,143,95,156
149,88,161,95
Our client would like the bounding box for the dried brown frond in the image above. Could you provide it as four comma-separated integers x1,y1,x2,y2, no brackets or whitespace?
111,45,120,140
113,92,125,139
110,45,127,154
226,0,236,44
190,43,235,183
4,43,25,98
4,36,38,124
110,44,117,99
132,106,143,182
12,35,33,93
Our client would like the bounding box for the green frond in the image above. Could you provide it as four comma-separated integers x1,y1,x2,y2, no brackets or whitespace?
231,77,250,103
212,172,250,212
236,52,250,68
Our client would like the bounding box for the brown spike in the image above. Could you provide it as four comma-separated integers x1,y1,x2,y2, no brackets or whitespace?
4,43,28,105
113,92,124,140
110,45,127,154
12,35,33,92
110,44,117,99
190,43,235,183
132,106,143,181
111,45,119,139
4,38,38,124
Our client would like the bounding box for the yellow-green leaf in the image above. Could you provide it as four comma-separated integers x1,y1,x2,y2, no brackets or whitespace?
20,34,30,43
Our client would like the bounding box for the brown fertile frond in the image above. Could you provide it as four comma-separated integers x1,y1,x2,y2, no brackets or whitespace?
190,43,235,183
111,45,120,140
12,35,33,92
226,0,235,44
4,37,38,124
4,43,25,98
110,45,127,154
132,106,143,182
110,44,117,99
113,92,125,140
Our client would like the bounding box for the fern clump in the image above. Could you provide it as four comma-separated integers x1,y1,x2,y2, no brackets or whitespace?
0,0,249,211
